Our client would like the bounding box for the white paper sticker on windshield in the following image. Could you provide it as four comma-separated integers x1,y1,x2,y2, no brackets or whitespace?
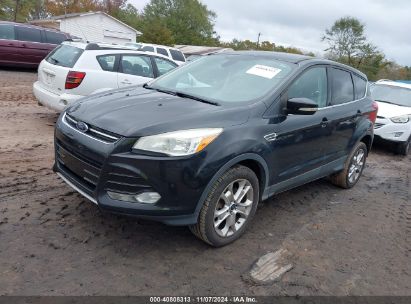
246,65,282,79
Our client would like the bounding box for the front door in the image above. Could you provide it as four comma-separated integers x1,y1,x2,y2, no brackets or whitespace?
266,66,330,190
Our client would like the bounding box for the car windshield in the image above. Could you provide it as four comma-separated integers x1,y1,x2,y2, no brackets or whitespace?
148,54,295,104
370,84,411,107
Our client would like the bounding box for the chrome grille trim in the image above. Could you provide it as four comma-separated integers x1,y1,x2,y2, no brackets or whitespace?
62,112,120,144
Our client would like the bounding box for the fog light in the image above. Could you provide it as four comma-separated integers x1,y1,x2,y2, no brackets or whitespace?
135,192,161,204
107,191,161,204
394,132,403,137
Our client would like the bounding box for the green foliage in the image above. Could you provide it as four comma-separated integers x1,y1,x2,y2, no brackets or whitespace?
139,0,218,46
220,38,307,55
321,16,410,81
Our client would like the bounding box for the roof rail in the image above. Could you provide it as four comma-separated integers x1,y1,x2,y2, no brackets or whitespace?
84,43,136,51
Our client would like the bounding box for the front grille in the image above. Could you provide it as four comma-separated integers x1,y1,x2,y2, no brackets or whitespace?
56,142,102,194
374,123,385,129
64,113,120,144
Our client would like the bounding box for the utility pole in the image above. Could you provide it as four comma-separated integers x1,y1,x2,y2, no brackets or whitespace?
257,32,262,49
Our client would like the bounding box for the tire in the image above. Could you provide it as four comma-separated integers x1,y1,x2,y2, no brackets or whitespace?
330,142,368,189
189,165,259,247
396,137,410,156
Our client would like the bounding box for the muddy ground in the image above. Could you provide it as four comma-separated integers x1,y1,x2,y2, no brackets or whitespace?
0,69,410,296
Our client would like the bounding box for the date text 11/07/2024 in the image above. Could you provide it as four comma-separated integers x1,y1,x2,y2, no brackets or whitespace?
149,296,257,303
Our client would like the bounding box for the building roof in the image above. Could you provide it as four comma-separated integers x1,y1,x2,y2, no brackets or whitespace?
30,11,142,35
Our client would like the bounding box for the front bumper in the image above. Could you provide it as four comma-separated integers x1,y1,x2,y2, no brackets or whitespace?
53,114,216,226
33,81,83,112
374,118,411,143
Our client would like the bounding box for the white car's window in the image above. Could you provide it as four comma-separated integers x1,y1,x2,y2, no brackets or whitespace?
370,84,411,107
45,44,84,68
120,55,154,78
141,46,154,52
169,49,185,62
156,48,169,57
154,57,177,76
97,55,116,72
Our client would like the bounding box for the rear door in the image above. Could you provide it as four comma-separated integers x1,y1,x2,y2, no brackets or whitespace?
0,24,20,64
15,26,48,65
37,44,84,95
321,67,361,163
117,54,154,87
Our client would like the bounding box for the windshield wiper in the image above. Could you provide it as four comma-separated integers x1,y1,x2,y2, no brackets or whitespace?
175,91,220,106
143,83,176,96
49,57,59,64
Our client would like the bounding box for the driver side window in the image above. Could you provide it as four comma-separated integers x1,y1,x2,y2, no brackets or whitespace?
287,67,328,108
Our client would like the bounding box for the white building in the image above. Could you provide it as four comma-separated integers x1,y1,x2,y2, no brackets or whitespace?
30,11,141,44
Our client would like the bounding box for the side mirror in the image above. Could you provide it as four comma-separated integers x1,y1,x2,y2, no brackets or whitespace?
287,97,318,115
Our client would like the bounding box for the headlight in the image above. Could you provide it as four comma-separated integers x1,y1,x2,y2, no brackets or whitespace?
390,115,410,123
133,128,223,156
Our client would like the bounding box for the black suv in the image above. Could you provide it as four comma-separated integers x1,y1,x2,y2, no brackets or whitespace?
54,51,378,246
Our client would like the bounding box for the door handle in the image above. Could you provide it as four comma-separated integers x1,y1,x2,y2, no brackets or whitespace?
355,110,362,117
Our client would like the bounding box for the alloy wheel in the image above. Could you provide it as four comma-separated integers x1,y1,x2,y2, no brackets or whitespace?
213,179,254,238
348,148,365,184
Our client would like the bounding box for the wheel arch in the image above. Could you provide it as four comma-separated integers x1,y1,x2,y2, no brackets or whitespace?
194,153,269,220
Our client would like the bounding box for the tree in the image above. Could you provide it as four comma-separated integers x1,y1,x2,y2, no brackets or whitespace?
322,17,370,66
139,0,218,46
322,16,388,80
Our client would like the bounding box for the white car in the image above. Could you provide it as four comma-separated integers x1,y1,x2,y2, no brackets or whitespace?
139,43,186,65
370,80,411,155
33,41,178,112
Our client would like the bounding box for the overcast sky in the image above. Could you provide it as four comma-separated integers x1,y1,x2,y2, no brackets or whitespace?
130,0,411,66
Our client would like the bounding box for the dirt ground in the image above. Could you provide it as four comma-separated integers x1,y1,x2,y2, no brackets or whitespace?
0,69,410,296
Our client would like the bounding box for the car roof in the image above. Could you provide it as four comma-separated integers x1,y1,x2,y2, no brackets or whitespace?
216,51,367,79
0,21,68,34
61,41,178,63
375,80,411,89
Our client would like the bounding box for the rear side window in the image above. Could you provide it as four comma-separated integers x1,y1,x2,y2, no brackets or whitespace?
331,68,354,105
288,67,328,108
156,47,168,57
169,49,185,62
16,26,42,43
353,74,367,99
97,55,116,71
46,45,84,68
45,31,66,44
120,55,154,78
0,24,15,40
153,57,177,76
141,46,154,52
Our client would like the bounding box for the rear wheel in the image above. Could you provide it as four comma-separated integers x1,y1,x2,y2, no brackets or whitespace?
189,165,259,247
396,137,410,156
330,142,368,189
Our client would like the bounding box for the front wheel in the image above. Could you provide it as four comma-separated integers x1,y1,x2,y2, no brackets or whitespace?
189,165,259,247
396,137,410,156
330,142,368,189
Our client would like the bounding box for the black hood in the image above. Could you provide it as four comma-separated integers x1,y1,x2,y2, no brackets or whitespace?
67,87,250,137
